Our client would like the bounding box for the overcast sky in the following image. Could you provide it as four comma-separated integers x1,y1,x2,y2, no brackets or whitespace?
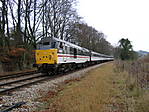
77,0,149,51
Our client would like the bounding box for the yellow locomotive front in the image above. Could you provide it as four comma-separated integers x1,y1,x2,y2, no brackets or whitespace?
33,37,59,72
35,49,58,65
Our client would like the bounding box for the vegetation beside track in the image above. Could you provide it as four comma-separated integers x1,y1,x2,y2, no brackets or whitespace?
35,62,148,112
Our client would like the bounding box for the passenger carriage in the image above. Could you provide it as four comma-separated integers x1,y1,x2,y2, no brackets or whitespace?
34,37,113,73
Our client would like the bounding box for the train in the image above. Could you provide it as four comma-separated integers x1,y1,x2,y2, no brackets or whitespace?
33,37,114,74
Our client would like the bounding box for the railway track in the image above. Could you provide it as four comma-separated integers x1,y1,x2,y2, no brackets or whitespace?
0,71,50,94
0,62,108,94
0,66,86,94
0,70,38,80
0,63,109,112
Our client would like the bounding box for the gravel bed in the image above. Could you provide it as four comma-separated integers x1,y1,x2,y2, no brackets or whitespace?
0,63,105,112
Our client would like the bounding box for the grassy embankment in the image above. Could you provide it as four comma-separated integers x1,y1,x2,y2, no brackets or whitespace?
35,61,149,112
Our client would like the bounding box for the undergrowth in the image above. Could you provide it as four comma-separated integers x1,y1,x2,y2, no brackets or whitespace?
114,56,149,112
34,60,149,112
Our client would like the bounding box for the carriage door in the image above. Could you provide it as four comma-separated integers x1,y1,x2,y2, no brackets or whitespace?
59,42,65,62
74,48,77,58
64,44,68,62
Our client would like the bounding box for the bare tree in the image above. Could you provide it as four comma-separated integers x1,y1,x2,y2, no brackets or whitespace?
0,0,6,47
16,0,23,46
1,0,115,71
43,0,77,40
68,22,113,55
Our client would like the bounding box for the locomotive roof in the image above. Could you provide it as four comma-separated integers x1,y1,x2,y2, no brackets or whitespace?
38,37,52,44
53,37,90,52
39,37,113,58
91,51,113,58
53,37,113,58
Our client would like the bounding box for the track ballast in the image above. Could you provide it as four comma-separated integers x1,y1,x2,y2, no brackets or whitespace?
0,71,50,94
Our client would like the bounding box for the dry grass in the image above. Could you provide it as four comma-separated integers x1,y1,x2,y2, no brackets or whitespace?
35,63,129,112
35,61,149,112
114,59,149,89
55,64,113,112
114,59,149,112
135,91,149,112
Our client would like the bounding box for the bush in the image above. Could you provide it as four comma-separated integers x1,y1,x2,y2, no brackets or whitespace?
114,58,149,89
114,58,149,112
0,47,34,71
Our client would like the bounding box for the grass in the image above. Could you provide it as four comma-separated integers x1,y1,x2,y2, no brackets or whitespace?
35,62,149,112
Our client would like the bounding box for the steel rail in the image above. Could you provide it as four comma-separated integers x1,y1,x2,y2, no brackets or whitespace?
0,73,46,86
0,76,50,94
0,62,112,94
0,102,26,112
0,71,38,81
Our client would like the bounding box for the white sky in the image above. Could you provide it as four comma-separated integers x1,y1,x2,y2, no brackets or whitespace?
77,0,149,51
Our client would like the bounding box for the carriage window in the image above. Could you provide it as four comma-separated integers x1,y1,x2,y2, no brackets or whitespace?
78,50,83,55
77,49,81,55
70,47,74,54
43,42,49,45
65,46,67,54
51,42,56,48
66,46,70,54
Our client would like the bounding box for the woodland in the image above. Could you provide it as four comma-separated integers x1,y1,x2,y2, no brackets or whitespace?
0,0,113,71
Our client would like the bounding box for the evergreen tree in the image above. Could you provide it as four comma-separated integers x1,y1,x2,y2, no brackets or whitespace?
119,38,134,60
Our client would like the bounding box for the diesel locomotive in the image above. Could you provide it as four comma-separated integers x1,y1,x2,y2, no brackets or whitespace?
33,37,113,74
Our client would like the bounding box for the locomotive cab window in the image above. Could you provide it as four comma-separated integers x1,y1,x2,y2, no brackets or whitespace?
51,42,56,48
